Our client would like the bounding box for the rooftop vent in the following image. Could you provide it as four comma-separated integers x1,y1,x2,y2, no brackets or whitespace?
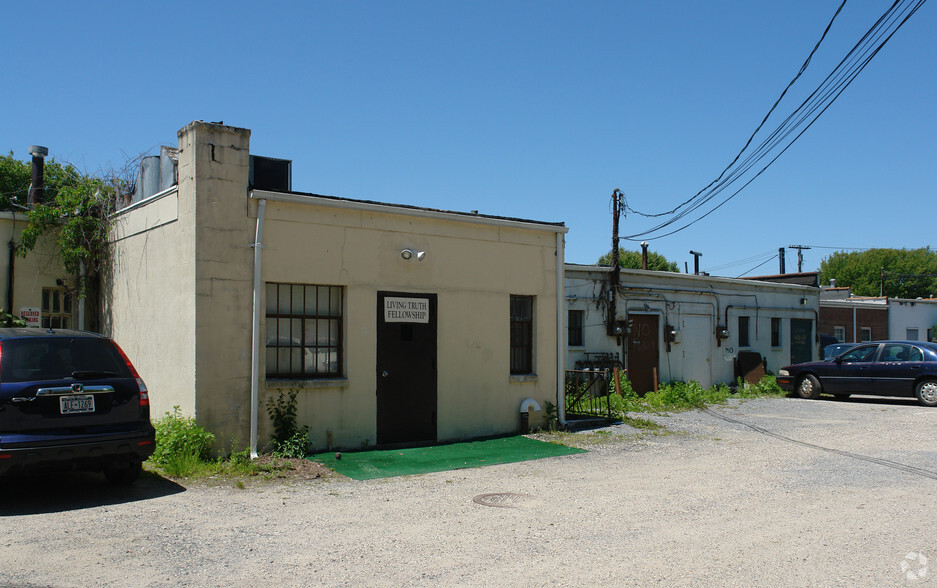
250,155,291,192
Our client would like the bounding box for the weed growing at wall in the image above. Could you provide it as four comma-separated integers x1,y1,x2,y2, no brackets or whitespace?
267,390,310,459
566,374,784,421
149,407,216,477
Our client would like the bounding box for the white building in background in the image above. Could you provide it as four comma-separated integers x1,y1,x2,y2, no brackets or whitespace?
886,298,937,342
565,264,820,392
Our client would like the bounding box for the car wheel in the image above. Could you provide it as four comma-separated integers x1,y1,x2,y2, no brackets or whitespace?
796,374,822,400
104,460,142,485
915,380,937,407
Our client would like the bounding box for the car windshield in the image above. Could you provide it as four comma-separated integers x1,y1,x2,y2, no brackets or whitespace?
0,337,132,383
838,345,878,363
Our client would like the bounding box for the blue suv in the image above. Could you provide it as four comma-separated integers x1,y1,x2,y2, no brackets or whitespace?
0,328,155,484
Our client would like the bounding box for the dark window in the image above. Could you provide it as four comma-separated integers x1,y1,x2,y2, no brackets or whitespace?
0,337,131,383
41,288,72,329
568,310,584,347
265,283,343,378
841,345,878,363
510,295,533,374
771,318,781,347
738,316,750,347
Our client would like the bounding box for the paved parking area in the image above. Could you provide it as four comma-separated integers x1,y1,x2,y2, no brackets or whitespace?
2,396,936,586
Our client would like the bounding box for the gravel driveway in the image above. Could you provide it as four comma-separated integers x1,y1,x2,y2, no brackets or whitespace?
2,396,936,587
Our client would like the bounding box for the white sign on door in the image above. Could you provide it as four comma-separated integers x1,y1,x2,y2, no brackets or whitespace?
384,297,429,323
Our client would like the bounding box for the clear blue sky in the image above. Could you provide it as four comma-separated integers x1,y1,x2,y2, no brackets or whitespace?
3,1,933,276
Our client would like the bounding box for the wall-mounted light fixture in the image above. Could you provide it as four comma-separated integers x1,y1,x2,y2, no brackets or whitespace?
401,249,426,262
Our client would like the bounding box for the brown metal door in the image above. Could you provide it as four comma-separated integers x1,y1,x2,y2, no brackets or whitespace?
377,292,437,445
627,314,659,394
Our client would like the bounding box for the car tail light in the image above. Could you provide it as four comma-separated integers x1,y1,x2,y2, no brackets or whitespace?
112,341,149,408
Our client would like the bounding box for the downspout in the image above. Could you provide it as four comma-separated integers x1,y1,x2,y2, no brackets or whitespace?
77,262,85,330
852,306,857,342
249,198,267,458
7,212,15,316
556,232,566,427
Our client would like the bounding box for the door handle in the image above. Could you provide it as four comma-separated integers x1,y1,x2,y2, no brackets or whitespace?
381,370,389,378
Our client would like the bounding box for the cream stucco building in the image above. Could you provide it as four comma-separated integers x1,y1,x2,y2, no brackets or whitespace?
106,122,567,453
0,213,77,330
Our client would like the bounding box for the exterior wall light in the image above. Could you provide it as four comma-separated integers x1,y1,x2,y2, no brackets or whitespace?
401,249,426,261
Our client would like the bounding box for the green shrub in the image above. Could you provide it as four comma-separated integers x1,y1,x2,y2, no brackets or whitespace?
149,406,215,476
274,429,311,459
735,375,784,398
267,390,310,458
573,374,784,418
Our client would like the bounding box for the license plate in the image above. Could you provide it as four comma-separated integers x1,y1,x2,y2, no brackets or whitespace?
60,395,95,415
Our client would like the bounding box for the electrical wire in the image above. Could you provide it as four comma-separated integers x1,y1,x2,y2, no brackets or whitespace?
735,254,780,278
626,1,847,221
703,249,780,273
623,0,927,241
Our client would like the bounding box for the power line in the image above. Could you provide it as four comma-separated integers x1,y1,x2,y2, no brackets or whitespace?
622,0,927,241
703,249,778,273
625,1,847,222
736,254,780,278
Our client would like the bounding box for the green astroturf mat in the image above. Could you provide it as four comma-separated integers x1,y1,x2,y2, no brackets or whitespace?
310,435,586,480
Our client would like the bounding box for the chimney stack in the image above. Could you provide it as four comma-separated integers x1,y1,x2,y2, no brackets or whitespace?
28,145,49,207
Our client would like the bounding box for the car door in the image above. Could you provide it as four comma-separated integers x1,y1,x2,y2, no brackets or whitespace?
820,343,879,394
871,343,922,397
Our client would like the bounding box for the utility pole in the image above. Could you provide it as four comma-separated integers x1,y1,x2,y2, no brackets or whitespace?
608,189,623,336
789,245,811,273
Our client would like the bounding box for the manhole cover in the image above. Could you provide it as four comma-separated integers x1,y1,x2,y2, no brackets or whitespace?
472,493,530,508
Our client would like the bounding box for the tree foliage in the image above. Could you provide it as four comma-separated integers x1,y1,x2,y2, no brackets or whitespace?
819,248,937,299
0,152,86,211
1,152,127,300
597,248,679,272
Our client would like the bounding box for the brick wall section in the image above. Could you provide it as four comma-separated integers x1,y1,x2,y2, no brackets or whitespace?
820,305,888,342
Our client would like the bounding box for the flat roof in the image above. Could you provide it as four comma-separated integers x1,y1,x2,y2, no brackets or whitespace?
251,188,567,233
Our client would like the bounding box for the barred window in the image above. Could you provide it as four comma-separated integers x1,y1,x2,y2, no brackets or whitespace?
738,316,750,348
510,295,533,374
771,317,781,347
42,288,72,329
568,310,584,347
265,283,343,378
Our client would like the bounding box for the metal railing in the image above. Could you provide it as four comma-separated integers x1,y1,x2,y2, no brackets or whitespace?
564,368,613,419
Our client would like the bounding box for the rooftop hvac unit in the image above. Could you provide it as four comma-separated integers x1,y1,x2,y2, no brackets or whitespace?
250,155,292,192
